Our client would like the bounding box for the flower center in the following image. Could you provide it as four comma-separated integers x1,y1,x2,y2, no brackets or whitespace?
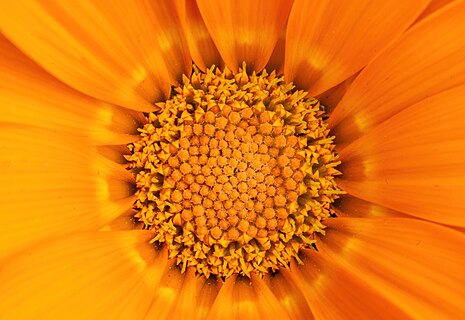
126,64,343,279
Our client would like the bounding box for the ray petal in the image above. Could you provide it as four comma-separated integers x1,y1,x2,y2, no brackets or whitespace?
144,265,221,319
207,274,290,320
196,0,293,72
338,86,465,226
320,218,465,318
333,195,408,219
0,126,135,259
0,231,167,319
0,35,143,145
416,0,457,21
265,270,314,319
265,21,288,75
329,0,465,144
316,73,359,114
285,0,429,96
176,0,222,71
287,247,409,319
0,0,191,111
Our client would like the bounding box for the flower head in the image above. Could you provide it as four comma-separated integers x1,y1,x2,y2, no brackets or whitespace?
1,0,465,319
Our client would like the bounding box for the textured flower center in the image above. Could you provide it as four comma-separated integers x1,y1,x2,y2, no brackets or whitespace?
126,64,343,278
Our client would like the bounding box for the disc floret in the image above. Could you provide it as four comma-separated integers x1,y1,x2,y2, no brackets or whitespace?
126,64,343,278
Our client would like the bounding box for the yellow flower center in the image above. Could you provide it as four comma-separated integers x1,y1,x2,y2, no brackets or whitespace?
126,64,343,279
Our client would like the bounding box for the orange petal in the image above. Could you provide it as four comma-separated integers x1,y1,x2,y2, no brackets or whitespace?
196,0,293,72
316,72,359,114
416,0,457,22
176,0,222,71
334,195,408,219
338,86,465,226
285,0,429,96
195,278,223,320
0,0,191,111
145,265,221,319
0,126,135,260
98,145,133,164
329,0,465,144
265,269,314,319
207,274,290,319
287,248,408,319
0,231,168,319
320,217,465,318
455,226,465,234
265,21,287,75
0,35,143,145
100,209,138,231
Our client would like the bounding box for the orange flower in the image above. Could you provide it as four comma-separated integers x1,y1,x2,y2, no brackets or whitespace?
1,0,465,319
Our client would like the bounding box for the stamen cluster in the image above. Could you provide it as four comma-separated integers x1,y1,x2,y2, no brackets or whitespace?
126,64,342,278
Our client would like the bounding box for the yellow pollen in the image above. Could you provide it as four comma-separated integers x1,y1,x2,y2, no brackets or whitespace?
126,63,343,279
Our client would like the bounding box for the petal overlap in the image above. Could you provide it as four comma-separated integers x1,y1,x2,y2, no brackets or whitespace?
0,231,167,319
285,0,429,96
0,0,191,111
338,86,465,226
196,0,293,72
329,0,465,144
